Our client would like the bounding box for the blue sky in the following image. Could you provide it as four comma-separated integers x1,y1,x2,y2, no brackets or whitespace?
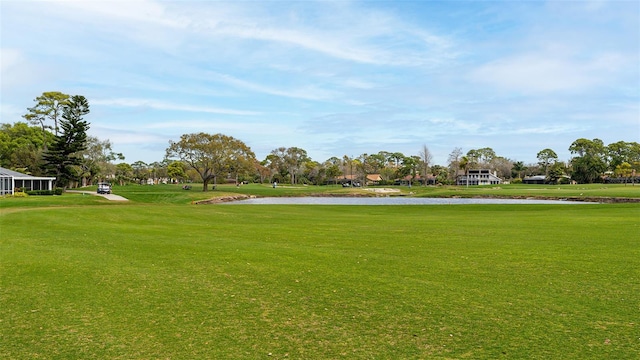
2,0,638,166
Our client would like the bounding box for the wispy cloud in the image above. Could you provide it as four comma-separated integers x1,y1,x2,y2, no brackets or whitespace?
91,127,168,146
92,98,260,116
0,48,23,73
510,124,587,135
2,1,637,165
141,120,291,135
47,0,456,67
204,72,338,101
192,2,455,67
59,0,187,28
471,52,629,94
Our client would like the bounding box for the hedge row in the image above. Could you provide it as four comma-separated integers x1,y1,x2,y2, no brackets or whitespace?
25,188,64,196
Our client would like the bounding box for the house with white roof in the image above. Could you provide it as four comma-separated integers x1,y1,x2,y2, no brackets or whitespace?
0,167,56,195
456,169,502,186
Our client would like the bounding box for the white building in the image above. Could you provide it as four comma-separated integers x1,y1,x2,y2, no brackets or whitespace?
0,167,56,195
457,169,502,186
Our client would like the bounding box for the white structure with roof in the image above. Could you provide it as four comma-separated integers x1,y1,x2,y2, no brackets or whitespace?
457,169,502,186
0,167,56,195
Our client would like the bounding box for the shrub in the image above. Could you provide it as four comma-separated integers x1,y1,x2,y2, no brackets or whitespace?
25,188,64,196
26,190,55,196
558,177,572,185
12,192,29,198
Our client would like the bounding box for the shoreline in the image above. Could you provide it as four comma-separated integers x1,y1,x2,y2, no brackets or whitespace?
194,193,640,204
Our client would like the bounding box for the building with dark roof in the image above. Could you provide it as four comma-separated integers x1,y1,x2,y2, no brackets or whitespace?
522,175,547,184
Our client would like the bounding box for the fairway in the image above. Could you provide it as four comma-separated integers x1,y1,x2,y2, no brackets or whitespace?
1,197,639,358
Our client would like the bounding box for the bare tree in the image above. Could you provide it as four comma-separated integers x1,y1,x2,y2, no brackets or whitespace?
447,147,463,183
418,144,433,186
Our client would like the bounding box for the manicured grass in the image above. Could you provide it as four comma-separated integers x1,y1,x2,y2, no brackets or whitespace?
1,196,638,358
203,182,640,200
408,183,640,200
108,183,363,203
0,192,111,212
74,183,226,204
102,182,640,204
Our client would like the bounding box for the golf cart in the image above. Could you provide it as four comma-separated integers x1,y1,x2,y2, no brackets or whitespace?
97,182,112,194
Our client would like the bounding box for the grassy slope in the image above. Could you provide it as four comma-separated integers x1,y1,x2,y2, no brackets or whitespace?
1,187,639,359
122,182,640,200
54,182,640,204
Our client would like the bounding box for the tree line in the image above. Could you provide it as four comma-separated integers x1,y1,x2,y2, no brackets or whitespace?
2,92,639,190
2,92,122,188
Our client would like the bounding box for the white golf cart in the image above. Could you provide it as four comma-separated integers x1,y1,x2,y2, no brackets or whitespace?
97,182,112,194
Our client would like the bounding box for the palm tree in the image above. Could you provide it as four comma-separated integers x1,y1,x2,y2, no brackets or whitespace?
512,161,527,179
459,156,470,187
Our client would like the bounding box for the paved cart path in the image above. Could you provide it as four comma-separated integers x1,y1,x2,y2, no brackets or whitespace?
66,190,129,201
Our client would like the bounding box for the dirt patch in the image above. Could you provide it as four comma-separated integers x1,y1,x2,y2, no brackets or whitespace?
194,195,254,204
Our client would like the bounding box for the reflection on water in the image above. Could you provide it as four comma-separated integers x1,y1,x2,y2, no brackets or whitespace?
222,197,595,205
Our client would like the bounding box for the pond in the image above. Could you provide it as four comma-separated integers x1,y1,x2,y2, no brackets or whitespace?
221,197,596,205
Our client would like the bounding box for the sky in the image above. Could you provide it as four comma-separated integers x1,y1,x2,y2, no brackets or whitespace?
1,0,639,166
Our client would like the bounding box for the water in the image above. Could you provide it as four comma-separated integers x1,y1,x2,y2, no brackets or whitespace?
222,197,595,205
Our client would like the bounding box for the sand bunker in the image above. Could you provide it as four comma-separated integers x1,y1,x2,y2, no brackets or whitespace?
364,188,401,194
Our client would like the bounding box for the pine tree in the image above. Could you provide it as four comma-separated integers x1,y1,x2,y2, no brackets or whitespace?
42,95,90,188
22,91,70,151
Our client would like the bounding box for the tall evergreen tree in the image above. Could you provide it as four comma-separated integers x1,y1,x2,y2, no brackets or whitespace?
42,95,90,188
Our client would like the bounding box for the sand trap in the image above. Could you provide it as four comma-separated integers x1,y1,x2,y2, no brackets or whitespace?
364,188,401,193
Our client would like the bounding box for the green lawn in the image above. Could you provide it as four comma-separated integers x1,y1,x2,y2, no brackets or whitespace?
74,182,640,204
1,188,638,359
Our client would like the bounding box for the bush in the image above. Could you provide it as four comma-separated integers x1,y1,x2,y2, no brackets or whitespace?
11,192,29,198
604,176,640,184
558,177,572,185
26,190,55,196
23,188,64,196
